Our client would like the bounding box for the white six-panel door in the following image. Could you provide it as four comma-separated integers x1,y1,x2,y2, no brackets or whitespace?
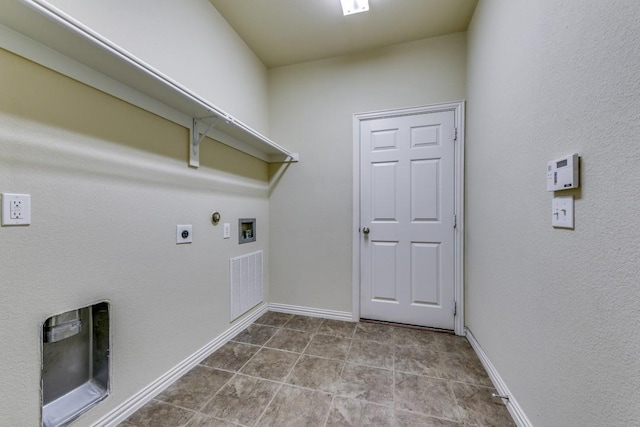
359,109,456,329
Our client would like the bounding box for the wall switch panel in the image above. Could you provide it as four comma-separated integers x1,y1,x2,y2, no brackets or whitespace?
2,193,31,225
552,196,574,229
223,223,231,239
176,225,193,244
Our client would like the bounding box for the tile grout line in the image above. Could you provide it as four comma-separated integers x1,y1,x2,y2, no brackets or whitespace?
322,395,337,427
321,319,358,425
279,317,326,385
209,319,388,400
337,321,358,378
149,315,500,426
250,318,291,426
192,321,282,424
445,379,464,423
252,381,284,426
253,316,321,426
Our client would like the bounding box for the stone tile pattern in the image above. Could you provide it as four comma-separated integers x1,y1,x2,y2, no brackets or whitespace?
119,312,514,427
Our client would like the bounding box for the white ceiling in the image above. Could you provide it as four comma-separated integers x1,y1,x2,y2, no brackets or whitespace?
208,0,478,68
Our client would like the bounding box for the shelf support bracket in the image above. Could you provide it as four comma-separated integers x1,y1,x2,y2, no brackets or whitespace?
189,116,218,168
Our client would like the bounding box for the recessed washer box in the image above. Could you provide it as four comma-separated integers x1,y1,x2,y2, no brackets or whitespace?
239,218,256,244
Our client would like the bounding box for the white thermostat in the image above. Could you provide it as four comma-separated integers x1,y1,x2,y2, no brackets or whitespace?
547,153,579,191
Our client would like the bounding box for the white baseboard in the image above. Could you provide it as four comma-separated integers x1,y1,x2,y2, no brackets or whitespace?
465,328,532,427
268,303,353,321
91,303,351,426
91,303,269,427
91,303,352,426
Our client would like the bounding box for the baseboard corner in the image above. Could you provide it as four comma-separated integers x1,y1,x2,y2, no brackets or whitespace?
268,303,353,322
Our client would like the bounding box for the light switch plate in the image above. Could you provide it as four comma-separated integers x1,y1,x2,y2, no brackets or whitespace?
2,193,31,226
223,223,231,239
552,196,574,229
176,225,193,244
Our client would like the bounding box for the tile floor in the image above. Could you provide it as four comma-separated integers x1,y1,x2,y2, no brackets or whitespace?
120,312,514,427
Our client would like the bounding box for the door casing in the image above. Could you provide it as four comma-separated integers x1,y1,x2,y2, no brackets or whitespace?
352,101,465,335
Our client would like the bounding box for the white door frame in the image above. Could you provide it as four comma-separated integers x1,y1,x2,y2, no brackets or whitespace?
352,101,465,335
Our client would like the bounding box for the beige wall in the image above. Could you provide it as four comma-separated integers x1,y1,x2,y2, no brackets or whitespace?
268,33,466,312
48,0,270,135
0,47,269,425
466,1,640,424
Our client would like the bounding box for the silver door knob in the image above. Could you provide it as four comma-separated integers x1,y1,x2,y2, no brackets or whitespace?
362,227,370,234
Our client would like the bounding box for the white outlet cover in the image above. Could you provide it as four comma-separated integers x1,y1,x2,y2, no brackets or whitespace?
176,224,193,244
552,196,574,229
223,223,231,239
2,193,31,226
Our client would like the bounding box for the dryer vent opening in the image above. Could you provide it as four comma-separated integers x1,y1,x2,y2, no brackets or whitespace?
41,302,110,427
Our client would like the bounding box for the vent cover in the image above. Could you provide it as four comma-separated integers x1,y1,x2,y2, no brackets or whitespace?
230,250,263,321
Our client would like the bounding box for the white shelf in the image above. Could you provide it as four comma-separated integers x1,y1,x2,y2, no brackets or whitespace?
0,0,298,164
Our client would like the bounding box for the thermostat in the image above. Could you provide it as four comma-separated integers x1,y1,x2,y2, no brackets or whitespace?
547,153,579,191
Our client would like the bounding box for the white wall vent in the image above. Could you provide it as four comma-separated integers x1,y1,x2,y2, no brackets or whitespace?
230,250,263,321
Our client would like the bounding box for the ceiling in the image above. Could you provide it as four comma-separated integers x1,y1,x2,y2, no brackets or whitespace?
208,0,478,68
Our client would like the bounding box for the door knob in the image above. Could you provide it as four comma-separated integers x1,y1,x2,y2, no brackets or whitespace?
362,227,370,234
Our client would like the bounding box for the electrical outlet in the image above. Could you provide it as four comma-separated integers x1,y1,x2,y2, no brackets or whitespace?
223,223,231,239
2,193,31,226
176,225,193,244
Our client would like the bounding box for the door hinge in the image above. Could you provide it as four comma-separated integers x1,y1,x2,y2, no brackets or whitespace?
454,127,458,142
453,214,457,229
453,301,457,316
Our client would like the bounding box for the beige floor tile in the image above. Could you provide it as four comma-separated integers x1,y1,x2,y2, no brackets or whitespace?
347,339,394,369
254,311,293,327
283,315,324,332
325,396,394,426
184,413,241,427
200,375,279,426
434,333,474,354
394,371,461,421
286,355,344,392
231,324,278,346
155,366,233,411
257,385,332,426
200,341,259,372
353,322,395,343
124,315,515,427
438,353,493,387
264,328,313,353
450,382,515,427
394,327,440,348
239,348,299,381
304,334,352,360
337,363,394,406
395,346,443,378
395,410,462,427
118,399,195,427
318,319,358,338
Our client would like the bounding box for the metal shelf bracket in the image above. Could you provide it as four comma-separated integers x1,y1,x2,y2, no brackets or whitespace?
189,116,218,168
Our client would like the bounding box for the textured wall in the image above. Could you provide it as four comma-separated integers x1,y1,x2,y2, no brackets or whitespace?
0,49,269,426
466,1,640,424
47,0,270,135
268,34,466,312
